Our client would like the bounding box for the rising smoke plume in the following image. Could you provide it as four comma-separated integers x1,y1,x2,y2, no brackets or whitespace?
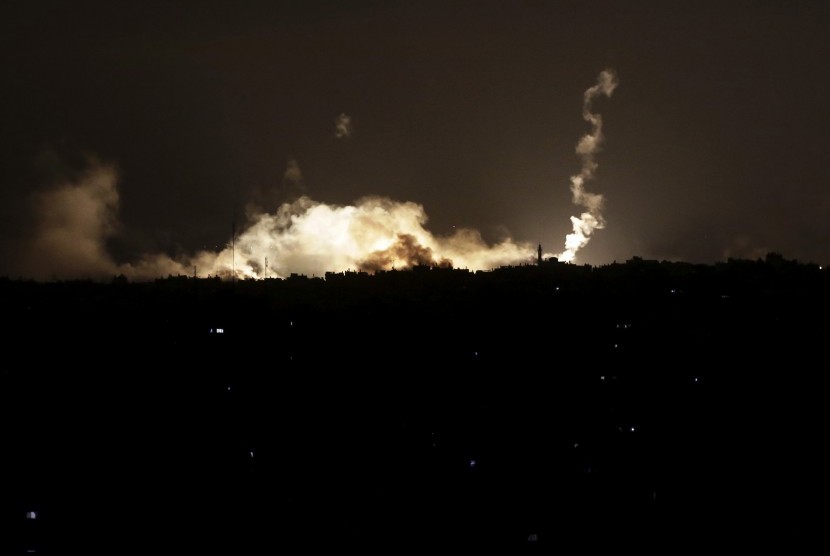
282,157,306,200
557,69,618,263
20,161,122,279
18,158,531,281
335,113,352,139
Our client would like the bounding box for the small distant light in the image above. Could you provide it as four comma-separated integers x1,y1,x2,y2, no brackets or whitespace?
469,459,477,468
250,451,255,458
216,328,224,334
573,443,579,449
26,511,37,520
600,375,606,381
528,533,539,543
630,426,636,432
693,377,699,383
290,321,293,327
226,385,231,391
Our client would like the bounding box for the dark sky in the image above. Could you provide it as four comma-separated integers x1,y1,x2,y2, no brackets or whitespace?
2,0,829,273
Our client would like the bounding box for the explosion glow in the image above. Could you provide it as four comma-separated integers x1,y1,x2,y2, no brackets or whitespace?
557,69,618,263
18,71,621,281
203,195,532,279
19,162,532,280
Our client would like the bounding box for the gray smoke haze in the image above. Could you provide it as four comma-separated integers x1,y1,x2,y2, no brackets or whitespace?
282,157,306,200
557,69,618,263
335,113,352,139
14,159,189,280
20,162,121,280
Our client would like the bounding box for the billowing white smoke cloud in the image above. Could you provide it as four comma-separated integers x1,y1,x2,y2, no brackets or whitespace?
335,113,352,139
211,195,531,278
557,69,618,263
284,157,303,186
21,159,531,281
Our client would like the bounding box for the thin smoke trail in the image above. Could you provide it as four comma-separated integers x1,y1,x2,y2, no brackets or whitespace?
557,69,618,263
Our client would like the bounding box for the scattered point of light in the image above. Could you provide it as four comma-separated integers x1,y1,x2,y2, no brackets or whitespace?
226,385,231,391
250,451,255,458
573,442,579,449
630,426,636,432
26,511,37,520
528,533,539,543
469,459,477,468
693,377,700,384
289,321,293,327
600,375,606,381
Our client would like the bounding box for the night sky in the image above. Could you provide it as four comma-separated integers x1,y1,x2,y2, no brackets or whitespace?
2,0,829,278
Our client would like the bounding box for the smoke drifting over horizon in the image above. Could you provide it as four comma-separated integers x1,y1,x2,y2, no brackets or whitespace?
557,69,618,263
16,159,532,281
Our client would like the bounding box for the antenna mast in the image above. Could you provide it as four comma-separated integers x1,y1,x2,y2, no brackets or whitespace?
232,221,236,283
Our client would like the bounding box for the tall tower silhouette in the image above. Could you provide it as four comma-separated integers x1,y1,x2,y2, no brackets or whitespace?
537,244,543,266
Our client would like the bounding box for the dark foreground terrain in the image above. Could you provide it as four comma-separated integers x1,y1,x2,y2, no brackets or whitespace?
2,255,828,552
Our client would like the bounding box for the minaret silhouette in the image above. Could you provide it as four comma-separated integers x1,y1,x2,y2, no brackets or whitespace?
537,244,543,266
